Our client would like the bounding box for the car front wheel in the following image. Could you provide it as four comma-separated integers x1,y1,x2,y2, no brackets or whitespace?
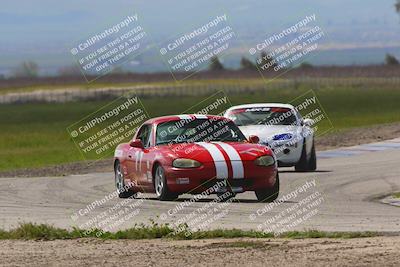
154,165,178,201
255,173,280,202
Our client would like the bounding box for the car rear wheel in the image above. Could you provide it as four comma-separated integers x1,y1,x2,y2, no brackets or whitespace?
154,165,178,201
295,140,308,171
308,141,317,171
295,139,317,172
255,173,280,202
114,161,135,198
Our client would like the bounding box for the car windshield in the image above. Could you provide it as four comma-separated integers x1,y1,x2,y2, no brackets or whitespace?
155,118,247,145
226,107,298,126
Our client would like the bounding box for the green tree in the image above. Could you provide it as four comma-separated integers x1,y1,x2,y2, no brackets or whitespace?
13,61,39,78
209,56,224,71
240,57,257,70
385,54,399,65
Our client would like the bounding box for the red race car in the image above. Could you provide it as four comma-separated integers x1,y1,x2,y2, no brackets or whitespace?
113,114,279,201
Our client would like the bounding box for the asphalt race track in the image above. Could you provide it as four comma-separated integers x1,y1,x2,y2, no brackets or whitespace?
1,139,400,233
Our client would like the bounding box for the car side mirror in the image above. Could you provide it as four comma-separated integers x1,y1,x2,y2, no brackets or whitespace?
248,135,260,144
303,118,314,127
129,139,144,149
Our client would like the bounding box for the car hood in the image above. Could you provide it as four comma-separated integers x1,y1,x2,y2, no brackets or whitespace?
238,125,302,142
163,141,272,162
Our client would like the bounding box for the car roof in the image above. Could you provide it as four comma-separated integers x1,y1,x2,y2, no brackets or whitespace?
225,103,295,112
144,114,229,125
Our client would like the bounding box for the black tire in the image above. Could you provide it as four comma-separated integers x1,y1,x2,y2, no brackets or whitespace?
114,161,135,198
295,140,308,172
255,173,280,202
154,165,178,201
308,140,317,171
295,139,317,172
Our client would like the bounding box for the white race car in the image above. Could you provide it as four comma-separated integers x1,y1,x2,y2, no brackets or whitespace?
224,103,316,171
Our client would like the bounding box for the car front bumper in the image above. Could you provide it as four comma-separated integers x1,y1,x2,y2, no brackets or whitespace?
163,161,277,194
262,140,303,167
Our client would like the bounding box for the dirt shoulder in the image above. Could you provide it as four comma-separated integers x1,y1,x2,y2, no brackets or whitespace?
0,158,113,178
1,237,399,267
1,122,399,178
315,122,400,150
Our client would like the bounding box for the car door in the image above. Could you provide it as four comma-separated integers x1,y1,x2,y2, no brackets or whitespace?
126,124,152,188
137,124,156,189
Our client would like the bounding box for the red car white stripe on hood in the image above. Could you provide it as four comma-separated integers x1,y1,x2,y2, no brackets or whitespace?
214,142,244,179
196,142,245,179
196,142,228,179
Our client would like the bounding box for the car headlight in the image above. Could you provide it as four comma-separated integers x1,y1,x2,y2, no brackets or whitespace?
254,155,275,167
273,133,293,141
173,158,202,168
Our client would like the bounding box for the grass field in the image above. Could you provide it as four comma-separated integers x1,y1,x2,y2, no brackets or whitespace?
1,81,400,171
0,223,378,240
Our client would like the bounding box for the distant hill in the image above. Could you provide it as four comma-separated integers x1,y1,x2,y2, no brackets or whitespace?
0,0,399,76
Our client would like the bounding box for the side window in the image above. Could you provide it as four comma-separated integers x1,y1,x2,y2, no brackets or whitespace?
136,124,152,148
